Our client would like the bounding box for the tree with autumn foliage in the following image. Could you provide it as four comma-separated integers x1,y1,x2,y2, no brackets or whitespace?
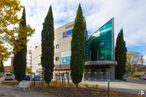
127,52,145,73
0,0,34,61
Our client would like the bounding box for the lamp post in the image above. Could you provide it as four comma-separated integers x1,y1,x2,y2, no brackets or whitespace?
107,79,110,97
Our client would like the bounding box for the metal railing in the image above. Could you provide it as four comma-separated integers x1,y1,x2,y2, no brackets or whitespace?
84,72,112,80
85,61,117,65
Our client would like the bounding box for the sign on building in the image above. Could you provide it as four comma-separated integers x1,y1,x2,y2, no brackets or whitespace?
62,30,72,38
61,50,71,64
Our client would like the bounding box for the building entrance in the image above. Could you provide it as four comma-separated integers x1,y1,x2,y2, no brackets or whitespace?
91,45,98,61
84,65,111,80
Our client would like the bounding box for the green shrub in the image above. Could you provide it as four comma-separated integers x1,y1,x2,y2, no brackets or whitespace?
128,74,140,78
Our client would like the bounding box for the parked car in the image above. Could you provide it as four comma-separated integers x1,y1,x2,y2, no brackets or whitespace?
24,75,30,80
33,75,41,81
4,72,15,80
139,75,146,80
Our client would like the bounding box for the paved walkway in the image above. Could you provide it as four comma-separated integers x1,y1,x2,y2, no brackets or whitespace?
82,80,146,96
0,84,56,97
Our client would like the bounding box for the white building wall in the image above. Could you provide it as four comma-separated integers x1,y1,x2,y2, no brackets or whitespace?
54,22,73,65
27,50,32,67
31,22,74,76
31,45,42,74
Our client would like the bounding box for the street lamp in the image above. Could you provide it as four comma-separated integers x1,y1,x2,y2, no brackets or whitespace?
107,79,110,97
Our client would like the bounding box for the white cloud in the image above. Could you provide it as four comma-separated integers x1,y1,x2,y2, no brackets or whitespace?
21,0,146,55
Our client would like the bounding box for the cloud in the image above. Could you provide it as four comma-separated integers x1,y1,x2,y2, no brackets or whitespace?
21,0,146,55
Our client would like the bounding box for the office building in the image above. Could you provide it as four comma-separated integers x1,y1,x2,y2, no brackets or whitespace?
31,18,116,80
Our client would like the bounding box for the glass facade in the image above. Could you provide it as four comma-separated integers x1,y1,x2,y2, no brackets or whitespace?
86,18,114,61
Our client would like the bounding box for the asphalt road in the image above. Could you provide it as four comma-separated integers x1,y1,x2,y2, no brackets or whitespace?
126,78,146,85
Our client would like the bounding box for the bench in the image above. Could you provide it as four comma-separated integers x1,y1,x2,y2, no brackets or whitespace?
17,80,31,91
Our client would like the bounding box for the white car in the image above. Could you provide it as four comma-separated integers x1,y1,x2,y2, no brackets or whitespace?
139,74,146,80
4,72,15,80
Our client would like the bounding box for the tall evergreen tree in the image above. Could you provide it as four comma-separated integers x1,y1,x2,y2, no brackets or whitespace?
13,8,27,81
71,4,86,86
41,6,54,85
115,29,127,80
0,59,4,73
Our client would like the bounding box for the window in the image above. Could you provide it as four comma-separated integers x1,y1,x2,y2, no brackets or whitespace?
56,44,59,49
55,56,59,61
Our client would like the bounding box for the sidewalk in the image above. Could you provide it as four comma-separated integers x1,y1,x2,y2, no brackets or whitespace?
82,80,146,96
0,84,56,97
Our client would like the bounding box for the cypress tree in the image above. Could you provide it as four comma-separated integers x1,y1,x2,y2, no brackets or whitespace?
13,8,27,81
71,4,86,86
115,29,127,80
0,59,4,73
41,6,54,85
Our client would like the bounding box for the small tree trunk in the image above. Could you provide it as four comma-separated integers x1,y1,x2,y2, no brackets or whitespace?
76,84,78,88
48,82,50,87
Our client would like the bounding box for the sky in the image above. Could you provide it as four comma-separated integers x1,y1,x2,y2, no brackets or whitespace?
20,0,146,63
